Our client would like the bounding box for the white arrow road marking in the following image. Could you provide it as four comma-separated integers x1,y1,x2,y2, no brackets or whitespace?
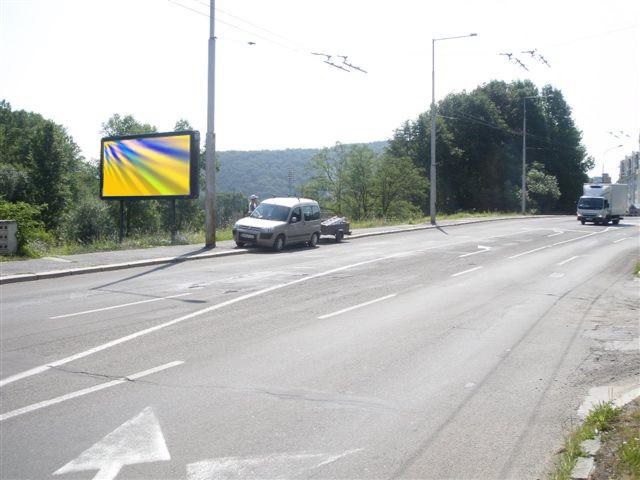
0,361,183,422
458,245,491,258
546,229,564,237
54,407,170,480
50,293,193,319
186,449,362,480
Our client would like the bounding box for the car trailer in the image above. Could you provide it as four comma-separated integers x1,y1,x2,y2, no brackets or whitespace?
320,216,351,242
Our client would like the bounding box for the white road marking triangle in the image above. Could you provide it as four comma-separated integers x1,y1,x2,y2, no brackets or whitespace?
54,407,170,480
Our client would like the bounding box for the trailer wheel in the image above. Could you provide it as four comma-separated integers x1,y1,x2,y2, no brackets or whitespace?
335,231,344,243
580,219,585,225
612,219,620,225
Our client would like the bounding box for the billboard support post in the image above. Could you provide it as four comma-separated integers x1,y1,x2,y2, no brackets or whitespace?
119,201,125,243
170,199,177,244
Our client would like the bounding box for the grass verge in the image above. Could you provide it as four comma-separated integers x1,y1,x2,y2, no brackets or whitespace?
592,398,640,480
0,228,234,261
2,211,520,261
350,211,520,230
550,402,621,480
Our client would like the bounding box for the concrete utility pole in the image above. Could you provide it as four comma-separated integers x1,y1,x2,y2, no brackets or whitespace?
204,0,217,247
430,33,477,225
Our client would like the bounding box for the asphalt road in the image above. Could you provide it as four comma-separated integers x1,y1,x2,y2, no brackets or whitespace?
1,216,639,479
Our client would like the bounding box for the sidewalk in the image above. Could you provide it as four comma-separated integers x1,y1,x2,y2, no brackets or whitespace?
0,216,533,284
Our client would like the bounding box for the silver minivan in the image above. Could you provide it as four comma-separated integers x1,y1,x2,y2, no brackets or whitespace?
232,197,322,251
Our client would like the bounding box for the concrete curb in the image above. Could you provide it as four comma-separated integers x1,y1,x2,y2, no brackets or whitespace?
0,215,553,285
0,249,247,285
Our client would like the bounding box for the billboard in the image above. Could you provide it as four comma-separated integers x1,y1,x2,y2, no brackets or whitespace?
100,131,200,199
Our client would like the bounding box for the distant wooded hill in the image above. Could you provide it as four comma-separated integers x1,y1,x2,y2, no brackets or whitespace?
216,141,388,199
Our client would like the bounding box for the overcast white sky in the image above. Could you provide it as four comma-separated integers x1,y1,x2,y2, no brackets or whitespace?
1,0,639,181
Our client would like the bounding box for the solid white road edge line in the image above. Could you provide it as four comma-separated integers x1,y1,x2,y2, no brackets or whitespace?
451,266,483,277
50,293,194,319
0,251,423,388
318,294,397,320
613,237,631,243
0,361,183,422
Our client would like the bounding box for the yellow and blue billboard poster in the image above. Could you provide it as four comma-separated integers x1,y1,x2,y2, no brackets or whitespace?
100,131,200,199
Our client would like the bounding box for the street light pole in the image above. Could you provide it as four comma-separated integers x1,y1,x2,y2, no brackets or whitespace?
204,0,217,247
601,144,624,179
430,33,477,225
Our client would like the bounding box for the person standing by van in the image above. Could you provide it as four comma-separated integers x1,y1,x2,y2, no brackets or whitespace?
248,195,259,214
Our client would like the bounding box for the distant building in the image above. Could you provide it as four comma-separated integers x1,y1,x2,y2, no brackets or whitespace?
619,151,640,208
589,173,611,184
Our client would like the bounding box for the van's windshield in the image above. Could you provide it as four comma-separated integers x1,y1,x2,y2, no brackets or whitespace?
578,197,604,209
250,204,291,221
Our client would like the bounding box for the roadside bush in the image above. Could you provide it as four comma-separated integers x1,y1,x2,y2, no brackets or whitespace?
0,200,53,257
63,199,115,244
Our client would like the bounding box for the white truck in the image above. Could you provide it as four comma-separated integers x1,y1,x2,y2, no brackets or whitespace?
577,183,628,225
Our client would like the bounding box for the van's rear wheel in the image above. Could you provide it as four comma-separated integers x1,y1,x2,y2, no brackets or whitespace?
273,235,285,252
580,219,585,225
613,219,620,225
235,241,246,247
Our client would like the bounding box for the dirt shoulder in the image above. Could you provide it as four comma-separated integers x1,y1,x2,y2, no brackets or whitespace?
592,398,640,480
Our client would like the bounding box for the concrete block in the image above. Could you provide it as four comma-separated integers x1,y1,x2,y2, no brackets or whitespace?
580,438,601,456
571,457,594,479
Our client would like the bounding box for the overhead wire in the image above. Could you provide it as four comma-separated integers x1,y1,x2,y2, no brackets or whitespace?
169,0,368,72
168,0,303,52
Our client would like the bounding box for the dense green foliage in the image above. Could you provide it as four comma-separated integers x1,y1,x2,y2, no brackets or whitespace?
388,80,591,214
303,142,427,219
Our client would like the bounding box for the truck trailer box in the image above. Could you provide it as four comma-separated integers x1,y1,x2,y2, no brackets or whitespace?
582,184,628,215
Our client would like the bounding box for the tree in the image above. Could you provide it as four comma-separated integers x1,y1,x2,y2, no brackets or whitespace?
375,155,428,217
29,121,72,230
387,80,588,214
102,114,156,137
526,162,561,213
344,145,377,219
303,142,349,215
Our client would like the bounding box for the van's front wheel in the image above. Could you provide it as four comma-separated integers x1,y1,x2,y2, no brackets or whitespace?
273,235,285,252
308,232,319,248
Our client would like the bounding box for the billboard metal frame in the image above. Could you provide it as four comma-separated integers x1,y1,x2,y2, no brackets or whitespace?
100,130,200,200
